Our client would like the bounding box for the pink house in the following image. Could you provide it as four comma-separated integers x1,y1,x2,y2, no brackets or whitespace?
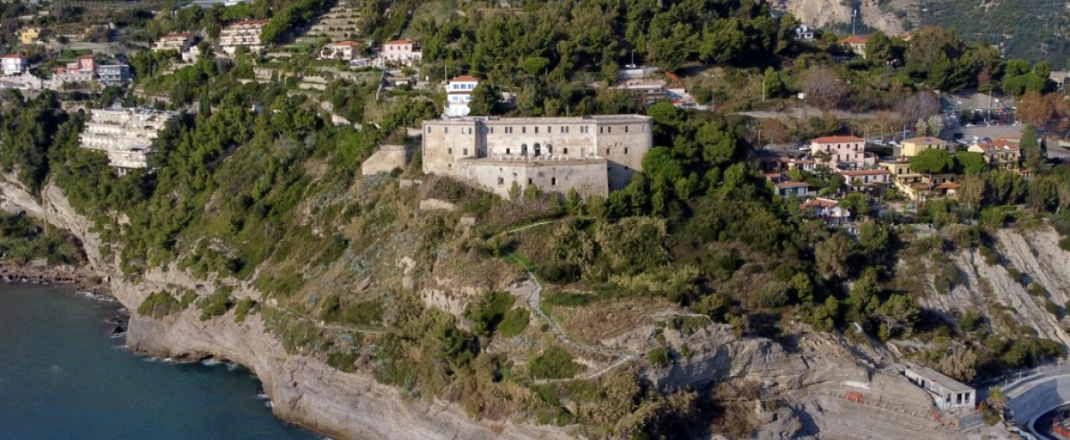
379,39,422,65
839,168,891,188
810,135,865,169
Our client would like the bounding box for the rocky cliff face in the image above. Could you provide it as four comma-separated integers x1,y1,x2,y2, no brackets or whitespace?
771,0,908,35
0,174,571,440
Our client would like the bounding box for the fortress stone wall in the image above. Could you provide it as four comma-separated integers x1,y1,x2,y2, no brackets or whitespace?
421,115,652,197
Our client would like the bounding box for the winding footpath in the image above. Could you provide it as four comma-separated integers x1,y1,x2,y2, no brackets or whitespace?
501,221,640,382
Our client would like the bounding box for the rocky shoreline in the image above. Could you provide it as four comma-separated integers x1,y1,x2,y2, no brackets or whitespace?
0,263,110,296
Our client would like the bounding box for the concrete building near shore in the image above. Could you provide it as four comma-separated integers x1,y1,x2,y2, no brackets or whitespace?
904,365,975,410
79,107,178,175
421,115,653,198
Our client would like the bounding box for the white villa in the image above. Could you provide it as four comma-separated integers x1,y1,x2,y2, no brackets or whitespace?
445,75,479,117
1,54,28,76
79,108,179,175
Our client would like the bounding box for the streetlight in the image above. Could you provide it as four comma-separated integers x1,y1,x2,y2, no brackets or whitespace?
629,50,636,68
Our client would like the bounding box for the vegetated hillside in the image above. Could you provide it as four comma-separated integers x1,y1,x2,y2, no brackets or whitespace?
773,0,1070,65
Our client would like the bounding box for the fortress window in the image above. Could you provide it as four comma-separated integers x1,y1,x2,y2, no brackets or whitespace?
522,127,527,134
624,147,629,154
506,148,511,154
521,144,528,156
551,177,557,186
535,127,539,134
445,127,449,134
599,126,603,134
605,148,610,155
448,148,453,154
534,143,541,156
563,148,568,155
625,126,629,133
547,145,553,155
426,126,431,133
608,127,612,133
547,126,551,133
528,178,533,185
498,177,504,186
463,148,468,155
643,125,648,133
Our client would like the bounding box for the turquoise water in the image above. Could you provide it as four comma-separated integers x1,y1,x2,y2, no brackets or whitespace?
0,284,321,440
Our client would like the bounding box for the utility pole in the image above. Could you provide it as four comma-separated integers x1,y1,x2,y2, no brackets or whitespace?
762,75,766,102
851,8,857,36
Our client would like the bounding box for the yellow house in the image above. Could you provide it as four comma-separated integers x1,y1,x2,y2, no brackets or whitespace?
18,27,43,45
968,138,1021,170
901,136,949,157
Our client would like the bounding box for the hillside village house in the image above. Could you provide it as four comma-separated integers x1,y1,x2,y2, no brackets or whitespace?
445,75,479,117
765,171,810,197
900,137,949,157
378,39,422,66
18,27,44,45
1,54,29,76
968,138,1021,170
97,64,132,84
839,168,891,188
810,135,866,169
219,19,269,55
795,24,815,41
154,33,194,53
422,115,653,197
839,35,869,58
79,107,178,175
53,55,96,81
319,40,362,61
801,198,850,223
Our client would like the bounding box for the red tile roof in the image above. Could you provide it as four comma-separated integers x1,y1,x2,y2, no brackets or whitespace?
330,40,361,47
840,35,869,44
801,198,839,209
0,53,26,59
933,182,960,190
385,39,414,45
812,135,864,144
451,74,479,82
776,181,809,189
975,138,1019,152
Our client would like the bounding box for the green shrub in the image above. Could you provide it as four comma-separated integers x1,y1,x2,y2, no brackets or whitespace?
1045,299,1062,318
179,290,198,308
198,287,234,321
979,245,999,266
648,346,671,367
234,298,259,323
1029,283,1047,297
465,291,515,337
497,308,530,337
326,349,359,372
1007,268,1026,286
137,291,183,318
529,346,584,379
542,291,594,307
1060,236,1070,252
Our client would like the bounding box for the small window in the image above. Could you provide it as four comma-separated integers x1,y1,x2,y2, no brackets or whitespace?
535,127,539,134
605,148,610,155
445,127,448,134
563,147,569,155
522,127,527,134
527,178,533,185
624,147,629,154
506,148,511,154
448,148,452,154
551,177,557,186
599,126,603,134
547,145,553,155
426,126,431,133
625,126,629,133
521,144,528,156
608,127,612,133
498,177,504,186
547,126,551,133
463,148,468,155
642,125,648,133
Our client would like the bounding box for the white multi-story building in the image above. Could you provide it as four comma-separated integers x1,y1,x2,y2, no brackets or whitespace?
378,39,421,66
319,40,361,61
444,75,479,117
1,54,28,76
219,19,269,56
79,108,178,175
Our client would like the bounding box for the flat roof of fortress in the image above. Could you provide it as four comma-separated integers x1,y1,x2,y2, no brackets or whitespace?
426,115,651,125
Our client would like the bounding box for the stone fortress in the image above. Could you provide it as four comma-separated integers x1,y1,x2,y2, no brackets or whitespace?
421,115,653,198
79,107,178,175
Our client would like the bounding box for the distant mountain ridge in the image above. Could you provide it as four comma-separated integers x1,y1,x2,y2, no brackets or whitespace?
772,0,1070,66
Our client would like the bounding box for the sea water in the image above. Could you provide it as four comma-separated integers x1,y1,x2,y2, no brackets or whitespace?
0,284,322,440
